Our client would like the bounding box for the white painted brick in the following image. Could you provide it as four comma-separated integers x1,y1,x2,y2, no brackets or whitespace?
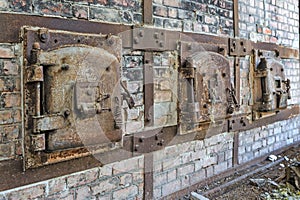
191,149,206,161
154,187,162,199
189,169,206,185
177,164,195,177
154,173,168,186
214,161,228,174
91,177,119,195
167,169,177,182
202,154,217,168
161,180,181,197
112,185,138,200
252,141,262,150
181,175,190,189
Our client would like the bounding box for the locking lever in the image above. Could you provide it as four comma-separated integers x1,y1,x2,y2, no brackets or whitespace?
227,83,240,114
120,81,135,109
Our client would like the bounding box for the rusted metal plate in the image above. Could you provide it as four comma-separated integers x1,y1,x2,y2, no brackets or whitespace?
229,38,252,56
130,28,179,51
229,105,299,132
23,27,123,169
0,13,131,43
1,13,297,58
252,50,290,119
179,44,233,134
131,126,177,153
252,42,299,59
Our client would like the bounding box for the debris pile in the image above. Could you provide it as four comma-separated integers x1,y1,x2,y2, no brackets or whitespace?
259,155,300,199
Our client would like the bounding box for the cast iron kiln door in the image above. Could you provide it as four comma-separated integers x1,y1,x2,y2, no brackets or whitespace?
22,27,122,169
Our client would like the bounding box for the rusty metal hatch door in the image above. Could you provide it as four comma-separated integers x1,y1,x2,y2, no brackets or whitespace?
179,42,232,135
22,27,122,169
252,50,290,120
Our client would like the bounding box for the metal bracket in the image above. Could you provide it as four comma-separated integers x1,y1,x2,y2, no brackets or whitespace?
33,115,65,133
132,28,166,50
228,116,250,132
229,38,252,56
123,126,177,154
30,134,46,151
26,65,43,82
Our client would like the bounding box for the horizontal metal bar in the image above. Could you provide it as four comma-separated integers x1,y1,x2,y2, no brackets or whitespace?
0,13,298,59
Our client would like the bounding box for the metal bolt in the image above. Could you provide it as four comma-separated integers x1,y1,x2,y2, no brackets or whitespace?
134,37,139,44
61,64,69,70
232,41,236,47
32,42,40,50
86,90,93,96
64,109,71,117
159,41,164,47
107,38,114,46
139,30,144,37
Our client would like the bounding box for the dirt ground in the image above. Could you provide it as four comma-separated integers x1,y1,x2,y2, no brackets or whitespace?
187,144,300,200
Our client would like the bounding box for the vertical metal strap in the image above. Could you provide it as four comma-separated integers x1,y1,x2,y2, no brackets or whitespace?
143,0,153,25
233,132,239,166
144,52,154,127
233,0,239,37
234,57,240,104
144,153,154,199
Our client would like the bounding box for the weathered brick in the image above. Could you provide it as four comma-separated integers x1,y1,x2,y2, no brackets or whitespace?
154,172,168,186
47,178,67,195
66,168,99,188
112,156,141,174
132,169,144,183
45,190,74,200
6,184,46,200
178,9,194,19
119,173,132,187
164,0,181,8
91,177,119,195
181,175,190,188
90,7,122,23
0,110,13,125
154,187,162,199
161,179,181,197
0,92,21,108
94,0,108,6
214,161,227,174
99,165,113,178
205,165,214,178
112,185,138,199
0,142,14,159
168,7,177,18
1,61,18,75
0,47,14,59
202,154,217,168
1,125,20,141
75,186,93,200
0,77,20,92
154,5,168,17
33,1,72,17
177,164,194,177
0,0,8,9
164,18,182,31
72,5,88,19
190,169,206,185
